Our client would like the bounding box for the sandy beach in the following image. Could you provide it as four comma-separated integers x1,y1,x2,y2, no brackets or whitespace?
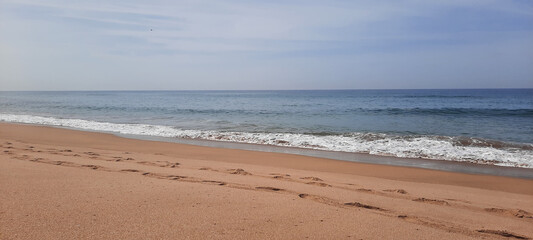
1,122,532,239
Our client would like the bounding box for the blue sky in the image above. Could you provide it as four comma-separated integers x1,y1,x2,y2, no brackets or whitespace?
1,0,532,90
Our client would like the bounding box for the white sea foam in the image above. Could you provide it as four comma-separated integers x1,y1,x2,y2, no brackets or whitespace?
1,114,532,168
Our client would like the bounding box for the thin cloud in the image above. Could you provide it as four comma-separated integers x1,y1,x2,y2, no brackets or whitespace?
1,0,532,90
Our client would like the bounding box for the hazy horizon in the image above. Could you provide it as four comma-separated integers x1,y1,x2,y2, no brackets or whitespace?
1,0,532,91
1,87,533,92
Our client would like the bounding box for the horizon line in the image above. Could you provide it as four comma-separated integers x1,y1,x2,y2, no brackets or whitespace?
1,87,532,92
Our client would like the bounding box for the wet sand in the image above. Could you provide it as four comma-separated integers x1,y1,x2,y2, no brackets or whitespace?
1,122,532,239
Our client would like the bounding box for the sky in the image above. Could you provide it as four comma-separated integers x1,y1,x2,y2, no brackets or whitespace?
1,0,532,90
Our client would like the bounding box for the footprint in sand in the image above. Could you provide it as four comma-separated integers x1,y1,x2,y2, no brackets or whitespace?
484,208,533,219
138,160,179,168
141,172,187,181
344,202,385,211
50,160,75,167
383,189,408,194
30,157,44,162
412,198,449,205
298,193,338,206
300,177,323,181
202,180,226,186
256,186,283,192
270,173,290,176
444,198,471,204
169,163,180,168
270,173,290,179
165,175,184,180
228,168,251,175
306,182,331,187
271,175,287,179
356,188,375,193
477,230,529,239
81,164,101,170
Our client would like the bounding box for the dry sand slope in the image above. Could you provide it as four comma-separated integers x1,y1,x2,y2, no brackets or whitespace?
1,123,532,239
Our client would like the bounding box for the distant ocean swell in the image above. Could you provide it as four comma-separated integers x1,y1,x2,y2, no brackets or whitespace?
358,108,533,117
2,114,532,168
4,102,533,117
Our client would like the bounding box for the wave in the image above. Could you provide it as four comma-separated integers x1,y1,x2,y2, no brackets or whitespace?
400,95,482,99
5,104,286,116
6,103,531,118
351,108,533,117
1,114,532,168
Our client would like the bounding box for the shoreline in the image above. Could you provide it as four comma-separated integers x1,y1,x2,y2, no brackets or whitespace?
1,122,532,194
1,122,533,239
122,134,533,179
2,112,531,169
4,121,533,179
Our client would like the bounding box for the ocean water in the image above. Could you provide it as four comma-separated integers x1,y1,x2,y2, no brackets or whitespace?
1,89,532,168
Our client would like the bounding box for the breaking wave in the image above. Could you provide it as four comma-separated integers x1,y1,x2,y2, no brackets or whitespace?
1,114,532,168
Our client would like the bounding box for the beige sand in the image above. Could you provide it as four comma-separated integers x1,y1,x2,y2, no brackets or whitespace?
1,122,532,239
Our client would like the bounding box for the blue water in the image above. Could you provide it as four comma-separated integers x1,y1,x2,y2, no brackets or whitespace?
1,89,532,167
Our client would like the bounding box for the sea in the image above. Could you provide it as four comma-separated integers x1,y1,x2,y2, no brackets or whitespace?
1,89,532,169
